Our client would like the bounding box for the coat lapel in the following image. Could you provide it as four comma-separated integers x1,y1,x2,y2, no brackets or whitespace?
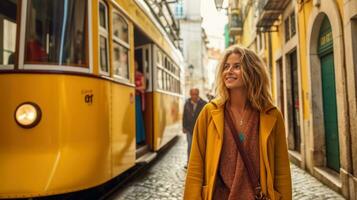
211,109,224,139
210,99,225,139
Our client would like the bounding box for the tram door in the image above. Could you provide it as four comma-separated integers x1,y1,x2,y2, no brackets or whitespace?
135,45,153,149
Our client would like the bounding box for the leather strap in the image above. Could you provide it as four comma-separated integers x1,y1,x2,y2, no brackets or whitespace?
224,104,260,190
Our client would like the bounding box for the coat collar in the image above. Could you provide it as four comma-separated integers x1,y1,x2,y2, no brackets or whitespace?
210,98,277,140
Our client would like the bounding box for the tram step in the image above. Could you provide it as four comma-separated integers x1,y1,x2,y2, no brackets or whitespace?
136,144,149,158
136,152,157,164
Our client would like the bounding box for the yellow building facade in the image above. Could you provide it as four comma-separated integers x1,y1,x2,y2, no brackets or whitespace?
228,0,357,199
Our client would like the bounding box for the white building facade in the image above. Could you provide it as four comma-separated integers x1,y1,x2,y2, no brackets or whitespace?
175,0,209,99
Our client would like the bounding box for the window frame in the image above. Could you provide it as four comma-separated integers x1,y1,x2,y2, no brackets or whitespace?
284,11,296,43
284,17,290,42
98,1,110,76
0,14,18,69
153,45,182,95
290,12,296,38
16,0,92,73
0,0,22,70
112,10,130,81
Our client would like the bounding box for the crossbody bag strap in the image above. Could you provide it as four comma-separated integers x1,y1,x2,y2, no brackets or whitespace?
224,107,260,189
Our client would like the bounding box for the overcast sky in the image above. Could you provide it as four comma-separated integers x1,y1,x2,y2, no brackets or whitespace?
201,0,228,50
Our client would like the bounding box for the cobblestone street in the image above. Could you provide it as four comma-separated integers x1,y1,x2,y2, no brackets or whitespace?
112,135,345,200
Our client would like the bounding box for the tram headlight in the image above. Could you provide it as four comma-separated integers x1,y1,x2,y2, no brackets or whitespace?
14,102,42,128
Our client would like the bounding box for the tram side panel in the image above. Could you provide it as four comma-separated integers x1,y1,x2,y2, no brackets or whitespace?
110,83,136,176
0,74,113,198
153,92,182,151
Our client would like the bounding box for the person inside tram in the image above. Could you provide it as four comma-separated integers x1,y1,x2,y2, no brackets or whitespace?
135,60,146,144
74,30,85,65
184,44,292,200
25,6,48,63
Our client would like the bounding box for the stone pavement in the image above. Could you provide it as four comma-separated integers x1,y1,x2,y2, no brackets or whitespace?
112,134,345,200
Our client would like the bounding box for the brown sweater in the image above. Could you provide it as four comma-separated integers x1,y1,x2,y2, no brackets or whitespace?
213,109,260,200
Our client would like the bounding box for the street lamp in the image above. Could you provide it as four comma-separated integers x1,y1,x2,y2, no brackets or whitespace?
214,0,224,11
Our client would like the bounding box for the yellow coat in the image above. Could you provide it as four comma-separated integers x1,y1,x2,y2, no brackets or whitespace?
184,99,292,200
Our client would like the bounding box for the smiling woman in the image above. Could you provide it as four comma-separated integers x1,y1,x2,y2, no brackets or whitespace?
184,44,292,200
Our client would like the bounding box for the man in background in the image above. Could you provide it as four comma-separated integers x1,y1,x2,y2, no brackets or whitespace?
182,88,207,168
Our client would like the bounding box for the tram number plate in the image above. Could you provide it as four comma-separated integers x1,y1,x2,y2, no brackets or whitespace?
82,89,94,105
85,94,93,104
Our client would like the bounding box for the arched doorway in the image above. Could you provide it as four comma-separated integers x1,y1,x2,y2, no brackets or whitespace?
318,16,340,172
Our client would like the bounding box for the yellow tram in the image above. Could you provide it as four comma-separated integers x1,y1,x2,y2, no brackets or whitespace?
0,0,184,198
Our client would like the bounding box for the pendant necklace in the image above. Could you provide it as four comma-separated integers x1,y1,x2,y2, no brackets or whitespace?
230,103,249,142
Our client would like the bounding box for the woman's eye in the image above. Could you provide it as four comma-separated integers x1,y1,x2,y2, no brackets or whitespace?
234,64,241,69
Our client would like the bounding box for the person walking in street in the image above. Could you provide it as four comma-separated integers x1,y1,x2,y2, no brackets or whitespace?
183,88,207,168
184,45,292,200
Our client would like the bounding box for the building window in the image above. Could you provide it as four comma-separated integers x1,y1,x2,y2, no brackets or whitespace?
99,2,109,74
175,0,184,19
290,12,296,37
0,0,18,67
285,18,290,42
257,32,264,51
25,0,88,67
285,11,296,42
112,12,129,79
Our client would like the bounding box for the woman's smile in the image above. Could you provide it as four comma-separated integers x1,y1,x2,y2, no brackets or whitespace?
225,76,237,81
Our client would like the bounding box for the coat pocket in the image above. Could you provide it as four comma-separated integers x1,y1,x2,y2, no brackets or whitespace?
201,185,208,200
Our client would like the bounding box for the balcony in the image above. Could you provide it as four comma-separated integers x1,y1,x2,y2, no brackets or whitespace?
256,0,290,30
228,9,243,36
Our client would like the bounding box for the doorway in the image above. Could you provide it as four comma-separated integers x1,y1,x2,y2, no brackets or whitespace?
134,27,153,155
318,16,340,172
276,58,284,117
287,50,301,152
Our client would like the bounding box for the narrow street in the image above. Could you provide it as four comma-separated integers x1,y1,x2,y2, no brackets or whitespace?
111,135,345,200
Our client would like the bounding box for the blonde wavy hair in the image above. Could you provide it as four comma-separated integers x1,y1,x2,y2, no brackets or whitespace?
215,44,273,111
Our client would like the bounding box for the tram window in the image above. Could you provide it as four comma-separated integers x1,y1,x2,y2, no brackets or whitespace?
24,0,88,67
100,36,109,73
171,77,174,92
166,73,170,91
169,76,173,92
113,13,128,44
157,51,162,66
173,79,176,93
162,55,165,68
98,1,109,74
112,12,129,79
113,43,128,78
0,0,18,66
162,71,166,90
99,4,106,29
157,68,162,89
174,78,177,93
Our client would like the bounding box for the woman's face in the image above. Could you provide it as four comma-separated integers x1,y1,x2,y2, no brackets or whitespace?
222,53,244,89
